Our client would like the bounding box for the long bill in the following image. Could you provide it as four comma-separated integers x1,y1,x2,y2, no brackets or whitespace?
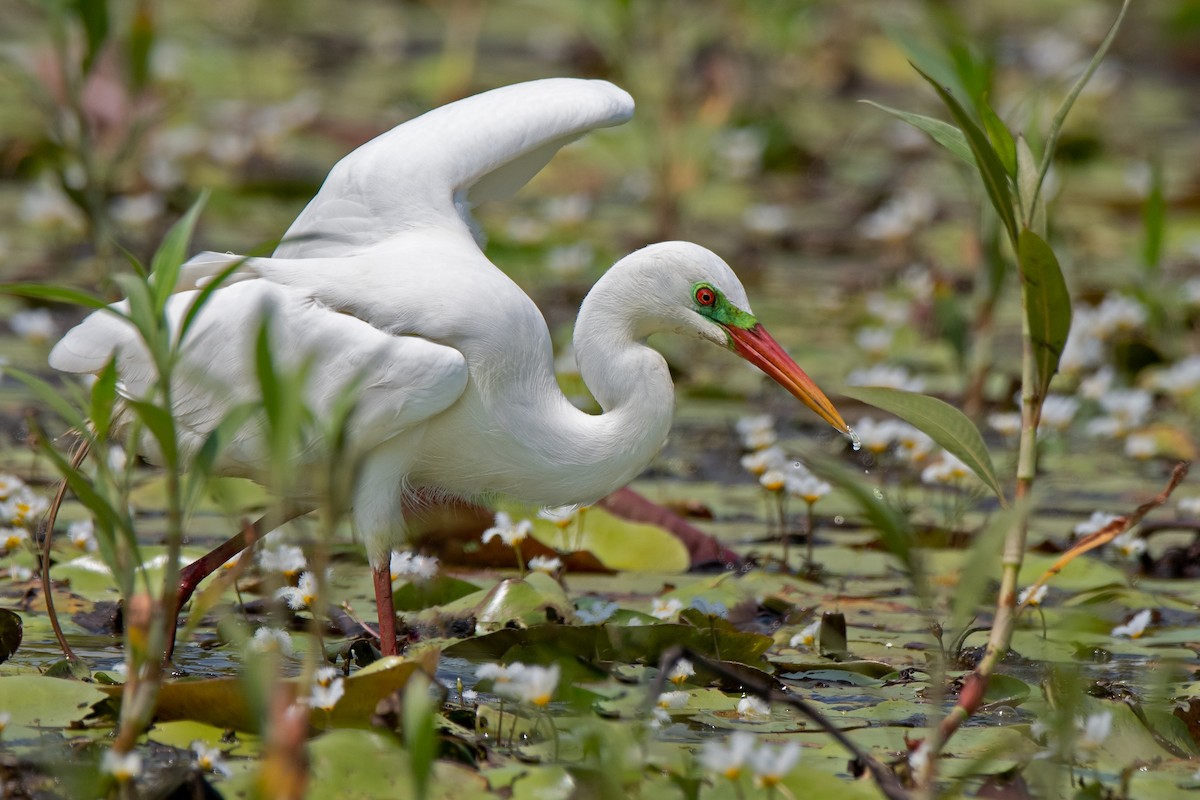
725,323,849,435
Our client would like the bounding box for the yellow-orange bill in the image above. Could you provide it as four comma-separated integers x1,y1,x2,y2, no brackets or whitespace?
726,323,849,435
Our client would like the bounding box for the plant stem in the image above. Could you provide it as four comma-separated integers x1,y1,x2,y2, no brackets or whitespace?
39,438,90,663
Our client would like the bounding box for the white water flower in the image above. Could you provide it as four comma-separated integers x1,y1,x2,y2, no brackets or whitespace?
102,749,142,782
9,565,32,582
275,571,318,610
537,506,576,527
651,597,683,621
10,308,57,342
0,474,24,501
1038,395,1080,433
258,544,307,577
390,550,439,582
846,364,924,392
192,741,232,778
667,659,695,686
921,452,971,485
1074,511,1122,537
1112,609,1152,639
249,626,294,656
735,414,777,450
528,555,562,574
506,663,561,707
2,527,29,553
788,473,831,504
790,619,821,649
309,667,346,711
1094,294,1147,338
702,731,757,780
657,690,689,709
1112,530,1146,559
1124,432,1158,460
737,695,771,720
0,488,49,527
1077,710,1113,749
575,599,618,624
740,446,787,477
908,739,933,779
855,327,894,358
1178,496,1200,517
67,519,98,552
1150,355,1200,396
482,511,532,547
987,412,1022,438
1018,585,1048,606
750,740,802,788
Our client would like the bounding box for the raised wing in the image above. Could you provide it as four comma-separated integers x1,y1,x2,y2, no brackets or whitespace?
274,78,634,259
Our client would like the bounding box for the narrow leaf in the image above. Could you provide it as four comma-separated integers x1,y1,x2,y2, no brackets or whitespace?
1142,158,1164,274
980,96,1016,176
859,100,975,167
1017,229,1072,402
1,283,109,310
70,0,110,74
842,385,1007,505
127,399,178,466
1016,135,1045,234
150,193,208,312
912,62,1019,246
89,361,119,442
5,367,89,434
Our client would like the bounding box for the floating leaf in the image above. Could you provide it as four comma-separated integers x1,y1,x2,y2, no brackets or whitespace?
1017,229,1072,403
0,675,109,732
913,62,1019,245
842,385,1006,504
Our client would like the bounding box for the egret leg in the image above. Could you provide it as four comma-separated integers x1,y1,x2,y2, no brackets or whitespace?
372,565,399,656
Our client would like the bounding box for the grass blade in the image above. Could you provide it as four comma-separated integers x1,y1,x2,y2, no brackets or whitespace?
842,385,1007,505
150,193,208,312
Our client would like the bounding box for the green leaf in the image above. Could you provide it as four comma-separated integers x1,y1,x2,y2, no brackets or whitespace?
912,62,1019,246
4,367,89,434
126,4,155,93
1017,229,1072,403
859,100,974,167
127,399,178,466
1142,157,1164,274
980,96,1016,176
0,283,109,310
70,0,110,74
1016,135,1045,234
150,193,208,312
89,361,119,441
842,385,1007,505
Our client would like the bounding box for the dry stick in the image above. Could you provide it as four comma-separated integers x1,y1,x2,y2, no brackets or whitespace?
651,647,912,800
936,462,1190,750
39,437,91,664
1015,462,1191,613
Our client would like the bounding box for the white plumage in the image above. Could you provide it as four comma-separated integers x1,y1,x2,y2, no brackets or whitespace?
50,78,847,655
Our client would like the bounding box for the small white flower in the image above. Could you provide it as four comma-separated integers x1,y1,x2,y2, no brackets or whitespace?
257,544,307,577
2,527,29,553
512,663,561,707
737,695,771,720
10,308,57,342
461,688,478,704
987,412,1022,437
1111,609,1152,639
667,659,695,686
275,571,318,610
102,749,142,782
0,711,10,733
851,416,901,454
1074,511,1122,538
1112,530,1146,560
1,488,49,527
192,741,232,777
481,511,532,547
759,469,786,493
575,599,618,624
8,565,32,582
846,364,924,393
1077,711,1113,749
389,550,439,582
740,446,787,476
907,739,933,779
1018,585,1048,606
735,414,777,450
702,731,757,780
789,619,821,649
0,474,26,501
67,519,98,552
1079,366,1115,401
1178,496,1200,517
1038,395,1080,433
1124,433,1158,460
920,453,972,486
750,740,802,788
656,690,689,709
651,597,683,621
788,473,830,504
249,626,294,656
855,327,894,358
528,555,562,574
1150,355,1200,396
309,672,345,711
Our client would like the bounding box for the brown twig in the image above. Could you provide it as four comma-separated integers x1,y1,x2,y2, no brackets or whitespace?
39,436,91,664
652,647,911,800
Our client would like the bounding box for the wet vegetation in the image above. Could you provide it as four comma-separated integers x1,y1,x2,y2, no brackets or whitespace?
2,0,1200,798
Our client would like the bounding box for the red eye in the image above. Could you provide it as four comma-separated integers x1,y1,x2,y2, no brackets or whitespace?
695,287,716,306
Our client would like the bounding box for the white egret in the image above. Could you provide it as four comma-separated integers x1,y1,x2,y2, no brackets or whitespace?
49,78,849,656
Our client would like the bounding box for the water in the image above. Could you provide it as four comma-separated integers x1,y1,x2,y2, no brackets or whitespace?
846,426,861,451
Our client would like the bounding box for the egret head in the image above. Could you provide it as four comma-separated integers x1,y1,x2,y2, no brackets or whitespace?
604,242,850,435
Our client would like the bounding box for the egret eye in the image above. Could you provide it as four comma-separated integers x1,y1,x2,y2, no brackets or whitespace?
695,286,716,307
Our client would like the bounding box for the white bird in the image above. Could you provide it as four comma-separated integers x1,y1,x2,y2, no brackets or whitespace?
49,78,849,656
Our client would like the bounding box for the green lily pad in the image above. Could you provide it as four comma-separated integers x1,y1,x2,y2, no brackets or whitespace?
0,674,109,736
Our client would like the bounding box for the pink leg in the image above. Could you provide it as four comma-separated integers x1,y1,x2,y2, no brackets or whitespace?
373,565,398,656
